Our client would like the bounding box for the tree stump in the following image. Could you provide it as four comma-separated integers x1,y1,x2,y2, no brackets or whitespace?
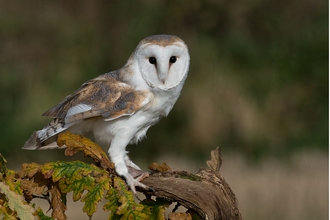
138,147,242,220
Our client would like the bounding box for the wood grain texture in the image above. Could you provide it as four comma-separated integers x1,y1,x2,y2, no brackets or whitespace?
138,148,242,220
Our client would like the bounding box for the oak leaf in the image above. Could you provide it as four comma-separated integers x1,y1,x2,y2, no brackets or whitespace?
20,179,46,196
168,212,192,220
148,162,171,173
42,161,110,217
140,198,171,220
113,177,149,219
0,154,8,177
81,174,110,216
103,186,120,219
19,162,42,178
50,184,67,220
57,132,114,170
4,170,23,196
35,207,55,220
0,182,35,220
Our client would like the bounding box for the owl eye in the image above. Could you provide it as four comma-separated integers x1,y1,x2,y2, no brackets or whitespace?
149,57,157,64
169,56,177,63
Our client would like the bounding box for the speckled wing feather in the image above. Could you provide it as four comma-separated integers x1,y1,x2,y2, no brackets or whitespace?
43,72,151,122
23,71,152,149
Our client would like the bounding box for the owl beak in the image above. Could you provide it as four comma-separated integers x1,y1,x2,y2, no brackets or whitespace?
158,64,168,84
158,73,167,84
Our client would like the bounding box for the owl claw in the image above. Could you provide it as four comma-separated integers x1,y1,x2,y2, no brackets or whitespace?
124,172,150,194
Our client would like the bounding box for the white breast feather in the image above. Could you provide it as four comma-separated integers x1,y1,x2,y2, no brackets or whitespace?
23,34,190,194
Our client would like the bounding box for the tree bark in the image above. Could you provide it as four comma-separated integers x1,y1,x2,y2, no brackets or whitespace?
139,148,242,220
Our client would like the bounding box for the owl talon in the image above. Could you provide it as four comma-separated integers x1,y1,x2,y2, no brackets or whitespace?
22,35,189,199
124,172,150,194
135,172,149,182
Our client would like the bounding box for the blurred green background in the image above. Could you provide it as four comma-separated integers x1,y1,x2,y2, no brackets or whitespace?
0,1,328,219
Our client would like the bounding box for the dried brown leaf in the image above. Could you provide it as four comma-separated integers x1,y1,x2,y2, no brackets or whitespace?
57,132,114,170
18,163,42,178
148,162,171,173
19,163,50,202
0,154,8,176
20,179,46,196
206,147,222,173
168,212,192,220
50,184,67,220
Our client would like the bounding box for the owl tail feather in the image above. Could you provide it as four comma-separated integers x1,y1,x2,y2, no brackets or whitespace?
22,131,66,150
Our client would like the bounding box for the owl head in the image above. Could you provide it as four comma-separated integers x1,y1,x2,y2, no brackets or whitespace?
133,35,190,91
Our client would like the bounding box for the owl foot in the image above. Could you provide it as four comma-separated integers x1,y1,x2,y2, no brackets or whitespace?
124,172,151,194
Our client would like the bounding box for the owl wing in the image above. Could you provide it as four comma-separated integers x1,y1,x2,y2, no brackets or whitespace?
43,72,151,123
24,71,152,147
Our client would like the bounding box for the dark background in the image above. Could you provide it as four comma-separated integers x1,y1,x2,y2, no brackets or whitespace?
0,1,328,219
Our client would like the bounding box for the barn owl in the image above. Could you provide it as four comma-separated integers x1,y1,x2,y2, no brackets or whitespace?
23,35,190,193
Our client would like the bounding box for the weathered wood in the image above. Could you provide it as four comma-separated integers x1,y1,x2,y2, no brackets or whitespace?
138,148,242,220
